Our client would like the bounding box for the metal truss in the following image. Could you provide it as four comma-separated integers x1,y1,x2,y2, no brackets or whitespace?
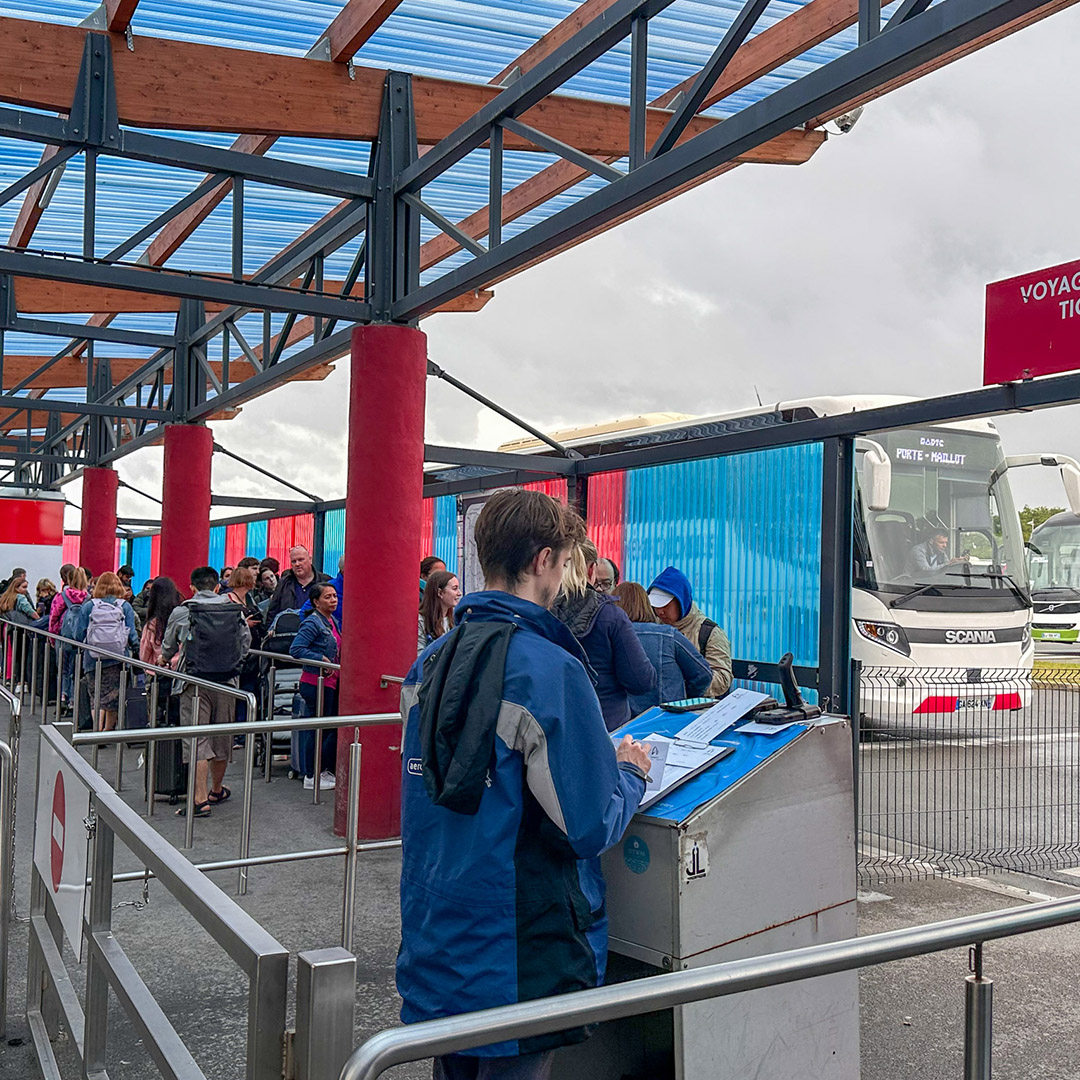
391,0,1061,320
0,0,1072,484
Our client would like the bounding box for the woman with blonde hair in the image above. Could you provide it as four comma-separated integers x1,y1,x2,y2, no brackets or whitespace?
35,578,58,620
51,565,89,712
0,576,37,622
551,541,655,730
73,571,139,733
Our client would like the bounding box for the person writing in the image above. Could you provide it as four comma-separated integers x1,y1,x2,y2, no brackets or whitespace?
397,488,651,1080
289,582,341,792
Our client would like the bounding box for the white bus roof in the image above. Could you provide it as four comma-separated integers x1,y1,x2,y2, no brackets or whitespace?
497,395,998,453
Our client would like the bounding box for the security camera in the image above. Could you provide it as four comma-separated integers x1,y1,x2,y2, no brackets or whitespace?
832,106,864,134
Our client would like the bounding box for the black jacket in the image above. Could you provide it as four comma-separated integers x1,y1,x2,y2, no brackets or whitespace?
265,568,329,624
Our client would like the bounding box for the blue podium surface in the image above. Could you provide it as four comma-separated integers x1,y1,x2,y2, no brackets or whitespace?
613,707,807,824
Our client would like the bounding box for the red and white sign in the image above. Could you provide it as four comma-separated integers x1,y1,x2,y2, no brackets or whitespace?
50,772,65,892
985,258,1080,384
33,735,90,955
0,495,64,589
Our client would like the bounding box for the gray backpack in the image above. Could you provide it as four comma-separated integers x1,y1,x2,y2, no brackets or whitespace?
86,600,128,659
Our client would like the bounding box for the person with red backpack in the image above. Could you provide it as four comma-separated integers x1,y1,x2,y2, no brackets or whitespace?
73,571,139,733
161,566,251,818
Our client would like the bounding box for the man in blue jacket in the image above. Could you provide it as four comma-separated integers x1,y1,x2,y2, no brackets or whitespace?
398,488,653,1080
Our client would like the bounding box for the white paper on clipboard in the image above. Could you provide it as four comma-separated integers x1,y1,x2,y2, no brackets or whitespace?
673,688,770,745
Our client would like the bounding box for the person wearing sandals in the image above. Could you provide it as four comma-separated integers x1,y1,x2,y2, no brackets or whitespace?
161,566,251,818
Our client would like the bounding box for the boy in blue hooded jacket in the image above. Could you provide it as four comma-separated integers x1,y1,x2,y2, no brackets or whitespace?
397,489,653,1079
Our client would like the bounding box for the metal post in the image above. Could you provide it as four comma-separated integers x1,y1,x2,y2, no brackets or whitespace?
313,673,325,804
146,674,160,816
850,657,862,836
264,664,276,783
29,632,38,712
965,945,993,1080
185,733,198,849
115,665,127,791
238,732,255,896
341,741,361,951
91,658,103,770
72,654,82,732
0,739,13,1038
83,810,115,1076
41,639,50,719
53,642,63,725
17,631,26,708
818,437,854,714
295,948,357,1080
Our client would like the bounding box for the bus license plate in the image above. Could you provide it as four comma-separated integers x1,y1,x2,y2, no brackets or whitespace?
1042,632,1062,639
956,697,993,710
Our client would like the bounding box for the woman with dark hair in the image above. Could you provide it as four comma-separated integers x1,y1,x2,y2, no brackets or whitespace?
419,555,446,603
417,570,461,654
613,581,712,715
289,582,341,791
254,562,279,606
139,576,183,666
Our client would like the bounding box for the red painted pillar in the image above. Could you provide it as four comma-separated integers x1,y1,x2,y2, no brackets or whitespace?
79,467,119,575
335,324,426,839
159,424,213,592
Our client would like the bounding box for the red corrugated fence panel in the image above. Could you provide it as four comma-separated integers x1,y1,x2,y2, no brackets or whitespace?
586,471,626,570
150,534,160,577
62,534,80,566
267,517,292,568
521,479,568,503
225,523,247,566
420,497,435,563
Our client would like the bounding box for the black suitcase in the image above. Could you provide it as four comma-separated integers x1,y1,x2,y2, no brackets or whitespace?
148,694,188,804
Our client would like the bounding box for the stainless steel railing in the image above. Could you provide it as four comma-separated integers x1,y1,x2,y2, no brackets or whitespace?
249,646,341,803
76,712,398,928
0,684,18,1040
30,722,291,1080
340,890,1080,1080
2,623,401,900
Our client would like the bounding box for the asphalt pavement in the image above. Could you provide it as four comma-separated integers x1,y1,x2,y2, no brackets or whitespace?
2,694,1080,1080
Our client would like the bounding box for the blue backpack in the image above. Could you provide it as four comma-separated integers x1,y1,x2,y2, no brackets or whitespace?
59,590,84,641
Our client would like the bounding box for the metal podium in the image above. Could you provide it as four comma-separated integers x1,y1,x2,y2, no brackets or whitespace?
554,710,859,1080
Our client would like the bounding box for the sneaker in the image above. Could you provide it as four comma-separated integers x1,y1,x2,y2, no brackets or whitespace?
303,775,314,790
318,770,336,791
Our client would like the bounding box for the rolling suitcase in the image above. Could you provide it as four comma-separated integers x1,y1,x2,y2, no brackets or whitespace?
148,694,188,804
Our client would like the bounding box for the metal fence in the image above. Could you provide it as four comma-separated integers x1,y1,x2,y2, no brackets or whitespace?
857,663,1080,883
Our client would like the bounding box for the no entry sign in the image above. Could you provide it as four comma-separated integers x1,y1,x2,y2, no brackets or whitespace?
985,258,1080,383
34,735,90,955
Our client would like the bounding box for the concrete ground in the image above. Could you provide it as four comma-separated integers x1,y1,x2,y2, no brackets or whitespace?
2,696,1080,1079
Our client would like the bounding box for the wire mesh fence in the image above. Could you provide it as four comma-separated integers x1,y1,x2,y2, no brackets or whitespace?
857,663,1080,885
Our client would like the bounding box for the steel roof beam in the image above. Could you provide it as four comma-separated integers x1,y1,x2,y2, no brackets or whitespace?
0,249,371,323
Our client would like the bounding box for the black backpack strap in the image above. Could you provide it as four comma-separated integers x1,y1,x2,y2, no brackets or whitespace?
697,618,717,657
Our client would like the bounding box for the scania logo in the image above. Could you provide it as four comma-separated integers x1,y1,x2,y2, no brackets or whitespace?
406,758,423,776
945,630,997,644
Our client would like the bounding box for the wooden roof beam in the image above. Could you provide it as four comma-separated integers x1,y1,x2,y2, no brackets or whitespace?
105,0,140,33
320,0,403,62
0,17,724,154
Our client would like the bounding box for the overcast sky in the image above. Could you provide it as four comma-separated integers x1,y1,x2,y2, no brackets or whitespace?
98,5,1080,528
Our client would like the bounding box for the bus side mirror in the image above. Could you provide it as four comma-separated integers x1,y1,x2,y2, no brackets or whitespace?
856,438,891,511
1061,462,1080,515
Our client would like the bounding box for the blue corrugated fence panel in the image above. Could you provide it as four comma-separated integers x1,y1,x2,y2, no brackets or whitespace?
623,444,823,674
323,508,346,576
208,526,227,572
434,496,458,574
130,535,152,592
246,520,268,561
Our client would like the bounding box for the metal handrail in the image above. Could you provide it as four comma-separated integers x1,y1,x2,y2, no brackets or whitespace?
31,723,289,1080
0,738,12,1039
340,890,1080,1080
249,646,341,672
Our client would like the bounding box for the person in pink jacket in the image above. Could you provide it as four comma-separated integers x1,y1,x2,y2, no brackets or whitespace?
50,566,89,711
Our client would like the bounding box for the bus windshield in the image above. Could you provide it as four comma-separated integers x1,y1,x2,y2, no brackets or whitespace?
854,426,1029,599
1028,518,1080,598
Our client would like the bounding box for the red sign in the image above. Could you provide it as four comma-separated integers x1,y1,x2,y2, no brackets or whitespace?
50,772,65,892
985,257,1080,384
0,498,64,546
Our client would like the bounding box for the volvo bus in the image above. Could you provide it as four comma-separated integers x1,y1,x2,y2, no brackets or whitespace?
494,397,1067,722
1029,507,1080,647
